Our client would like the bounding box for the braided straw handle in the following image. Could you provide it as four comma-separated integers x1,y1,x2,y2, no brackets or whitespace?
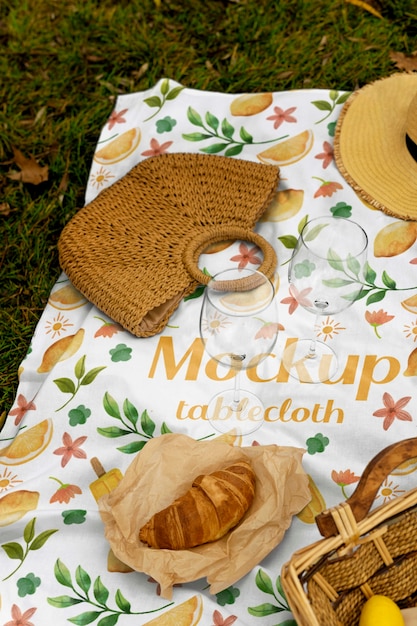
316,437,417,538
182,225,277,287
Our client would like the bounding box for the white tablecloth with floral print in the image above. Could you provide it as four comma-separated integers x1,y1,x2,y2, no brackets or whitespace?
1,79,417,626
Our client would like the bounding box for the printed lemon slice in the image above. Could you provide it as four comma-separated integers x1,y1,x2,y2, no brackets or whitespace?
257,129,314,166
0,490,39,526
49,283,88,310
219,273,279,313
374,221,417,257
142,595,203,626
94,128,141,165
391,455,417,476
214,428,243,447
401,294,417,314
260,188,304,222
37,328,85,373
230,92,273,116
0,419,53,465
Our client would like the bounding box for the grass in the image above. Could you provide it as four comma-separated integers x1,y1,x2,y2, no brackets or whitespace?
1,0,416,427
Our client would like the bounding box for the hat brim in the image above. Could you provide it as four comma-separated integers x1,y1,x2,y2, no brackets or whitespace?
334,73,417,221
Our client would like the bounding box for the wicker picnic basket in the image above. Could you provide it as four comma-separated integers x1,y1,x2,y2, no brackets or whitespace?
281,437,417,626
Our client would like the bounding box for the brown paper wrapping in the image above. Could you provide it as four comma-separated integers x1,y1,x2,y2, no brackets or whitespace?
98,433,311,599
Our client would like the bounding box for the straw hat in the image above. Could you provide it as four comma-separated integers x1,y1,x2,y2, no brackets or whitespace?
334,73,417,221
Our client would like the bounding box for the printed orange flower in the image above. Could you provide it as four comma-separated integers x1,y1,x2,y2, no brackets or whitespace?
94,316,123,338
53,432,87,468
313,176,343,198
4,604,37,626
230,242,262,269
266,105,297,129
373,392,412,431
254,321,283,339
8,394,36,426
332,469,360,498
212,610,238,626
141,138,173,156
281,285,313,314
314,141,333,169
107,108,128,130
49,477,82,503
365,309,395,338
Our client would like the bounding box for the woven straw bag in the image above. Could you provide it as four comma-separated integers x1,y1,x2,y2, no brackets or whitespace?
281,437,417,626
58,153,280,337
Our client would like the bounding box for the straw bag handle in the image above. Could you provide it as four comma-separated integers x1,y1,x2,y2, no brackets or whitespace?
316,437,417,538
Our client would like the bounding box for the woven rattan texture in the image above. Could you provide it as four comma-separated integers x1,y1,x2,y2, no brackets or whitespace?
307,509,417,625
58,153,280,337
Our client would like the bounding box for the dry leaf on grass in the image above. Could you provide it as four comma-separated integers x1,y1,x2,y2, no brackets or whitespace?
7,147,49,185
390,50,417,72
345,0,383,18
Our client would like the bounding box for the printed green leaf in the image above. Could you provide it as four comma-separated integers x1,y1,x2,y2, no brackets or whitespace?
30,529,58,551
93,576,109,605
23,517,36,544
97,426,132,438
103,393,120,419
161,421,172,434
304,222,328,241
239,126,253,143
68,611,103,625
276,575,287,600
123,399,138,427
205,111,219,131
351,288,372,301
298,214,309,234
182,132,213,141
347,253,360,277
55,559,73,588
278,235,298,249
366,290,386,305
364,262,377,284
341,289,364,302
184,284,205,300
1,541,24,560
54,378,76,395
322,278,354,288
201,142,230,154
141,409,155,437
75,355,86,381
143,96,162,109
115,588,131,612
76,565,91,594
382,270,396,289
187,106,204,127
117,440,147,454
81,366,106,386
165,86,184,100
48,595,83,608
336,92,351,104
278,620,297,626
98,615,119,626
327,248,344,271
160,78,169,96
221,118,235,139
255,569,274,595
225,144,243,157
329,90,339,101
248,603,282,616
311,100,332,112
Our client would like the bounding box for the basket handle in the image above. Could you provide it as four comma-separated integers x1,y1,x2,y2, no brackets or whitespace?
316,437,417,538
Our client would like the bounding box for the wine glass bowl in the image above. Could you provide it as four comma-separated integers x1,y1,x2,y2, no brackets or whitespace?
200,267,278,436
283,216,368,383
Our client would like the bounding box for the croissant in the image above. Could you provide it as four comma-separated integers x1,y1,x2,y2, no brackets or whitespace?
139,460,256,549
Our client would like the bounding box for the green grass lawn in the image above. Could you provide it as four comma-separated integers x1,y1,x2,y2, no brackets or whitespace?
1,0,416,427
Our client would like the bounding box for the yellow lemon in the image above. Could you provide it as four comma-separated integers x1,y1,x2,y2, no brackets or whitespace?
230,93,273,116
359,595,405,626
37,328,85,373
0,490,39,526
0,419,53,465
401,294,417,314
257,130,314,166
142,595,203,626
404,347,417,377
374,221,417,258
94,128,141,165
214,428,243,447
260,188,304,222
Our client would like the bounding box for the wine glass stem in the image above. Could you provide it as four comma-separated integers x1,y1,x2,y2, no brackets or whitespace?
307,311,321,359
232,368,241,409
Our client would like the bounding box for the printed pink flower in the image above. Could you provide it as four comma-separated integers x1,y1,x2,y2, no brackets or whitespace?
107,108,128,130
8,394,36,426
212,609,238,626
266,105,297,129
315,141,333,169
373,392,412,431
4,604,37,626
332,468,360,498
53,432,87,467
313,177,343,198
255,321,283,339
230,242,262,269
141,138,173,156
365,309,395,338
281,284,313,314
49,477,82,503
94,317,123,338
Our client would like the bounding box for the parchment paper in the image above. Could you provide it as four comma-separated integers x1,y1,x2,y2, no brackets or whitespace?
98,433,311,599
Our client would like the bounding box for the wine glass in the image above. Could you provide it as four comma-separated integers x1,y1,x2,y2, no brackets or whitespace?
282,216,368,383
200,267,278,436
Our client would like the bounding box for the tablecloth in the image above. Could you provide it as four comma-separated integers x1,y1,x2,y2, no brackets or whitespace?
1,78,417,626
